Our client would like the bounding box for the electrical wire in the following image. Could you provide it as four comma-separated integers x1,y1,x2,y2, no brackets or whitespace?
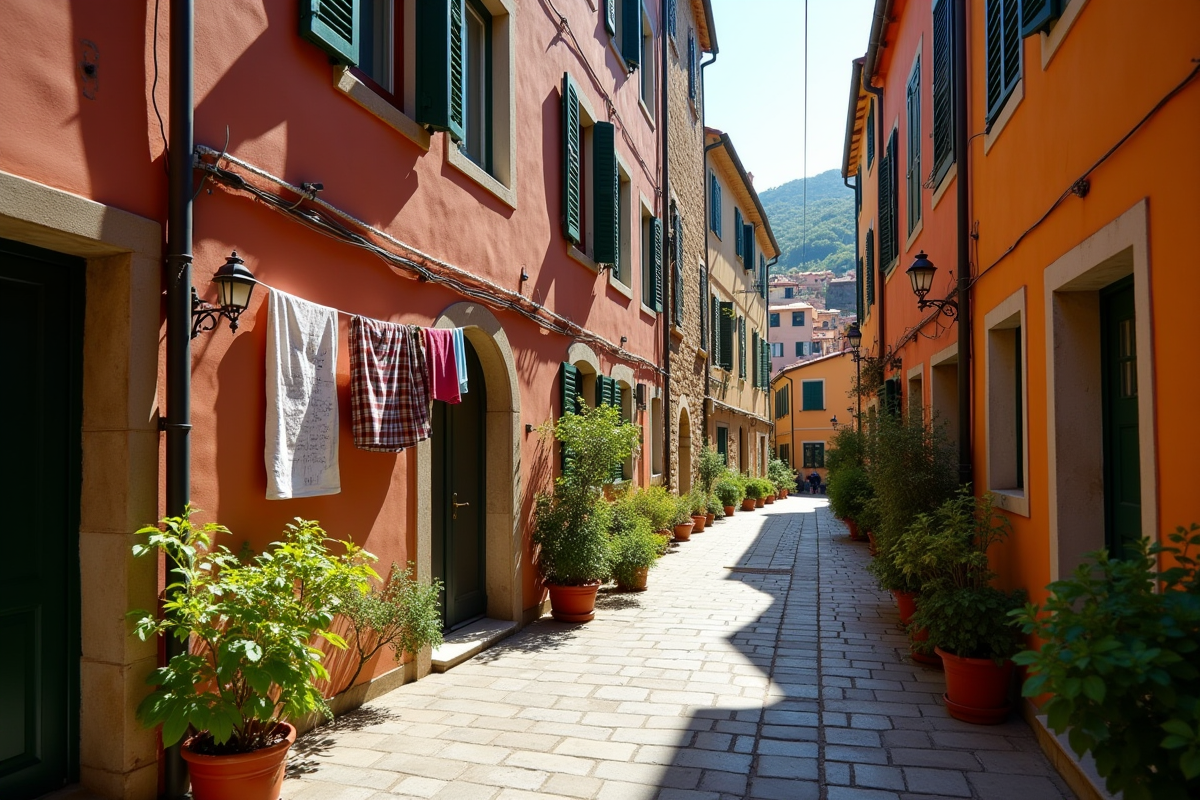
151,0,168,173
801,0,808,271
194,146,666,378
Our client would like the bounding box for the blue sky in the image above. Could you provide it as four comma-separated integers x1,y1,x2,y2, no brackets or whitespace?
703,0,876,191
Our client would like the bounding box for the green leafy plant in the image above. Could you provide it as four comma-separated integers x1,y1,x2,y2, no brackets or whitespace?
533,402,639,586
687,488,708,516
1010,524,1200,800
129,510,377,754
714,476,741,508
754,477,776,499
624,485,678,532
767,458,796,495
743,476,764,500
707,495,725,519
608,511,666,589
826,463,871,522
336,562,444,695
670,493,695,526
698,446,727,495
899,490,1025,660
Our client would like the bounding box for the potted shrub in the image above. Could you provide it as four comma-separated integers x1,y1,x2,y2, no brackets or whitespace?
741,475,761,511
1011,523,1200,800
754,478,775,506
688,489,709,531
671,494,696,541
129,511,377,800
900,490,1027,724
705,495,722,525
628,485,677,539
533,402,639,621
608,498,667,591
768,458,795,500
698,447,726,498
827,463,871,541
714,476,740,517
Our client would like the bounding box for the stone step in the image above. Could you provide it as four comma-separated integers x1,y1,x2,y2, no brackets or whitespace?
430,617,517,673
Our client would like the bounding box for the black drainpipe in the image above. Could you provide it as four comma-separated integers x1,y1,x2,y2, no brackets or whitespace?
954,0,972,485
163,0,194,796
660,0,671,490
700,48,718,445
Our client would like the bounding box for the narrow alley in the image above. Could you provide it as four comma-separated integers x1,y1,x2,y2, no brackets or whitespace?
283,499,1072,800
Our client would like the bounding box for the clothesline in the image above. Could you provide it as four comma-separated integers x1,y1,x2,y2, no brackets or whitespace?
250,279,409,324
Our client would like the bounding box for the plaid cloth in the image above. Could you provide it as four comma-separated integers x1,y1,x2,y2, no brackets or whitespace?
349,317,431,452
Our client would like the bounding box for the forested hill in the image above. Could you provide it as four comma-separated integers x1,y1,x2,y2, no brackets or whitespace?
760,169,856,275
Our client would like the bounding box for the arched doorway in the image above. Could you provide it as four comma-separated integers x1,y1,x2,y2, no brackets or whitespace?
432,339,487,630
678,405,693,492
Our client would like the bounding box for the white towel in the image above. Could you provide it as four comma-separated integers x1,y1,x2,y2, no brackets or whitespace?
452,327,469,395
265,289,341,499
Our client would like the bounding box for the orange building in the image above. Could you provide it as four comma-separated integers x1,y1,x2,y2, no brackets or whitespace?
844,0,1200,791
771,350,856,485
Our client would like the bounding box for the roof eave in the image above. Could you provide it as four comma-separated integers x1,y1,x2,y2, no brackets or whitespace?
842,57,866,178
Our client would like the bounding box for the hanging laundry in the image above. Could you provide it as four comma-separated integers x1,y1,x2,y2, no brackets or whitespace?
349,317,431,451
452,327,469,396
265,290,340,499
423,326,461,404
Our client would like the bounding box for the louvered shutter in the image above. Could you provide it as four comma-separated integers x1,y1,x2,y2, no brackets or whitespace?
560,362,580,472
932,0,954,185
687,33,697,100
802,381,823,410
906,59,922,235
856,256,865,318
878,144,892,269
596,375,615,408
866,100,875,168
734,208,743,258
759,254,767,299
1021,0,1064,37
593,122,619,266
866,230,876,305
716,426,728,464
562,73,582,245
1002,0,1021,97
744,223,755,272
301,0,359,65
416,0,466,142
739,320,747,380
718,301,734,370
700,266,709,350
604,0,616,35
762,341,771,390
667,0,677,38
710,296,720,363
714,179,722,234
622,0,642,69
652,217,664,312
986,0,1022,121
672,213,684,327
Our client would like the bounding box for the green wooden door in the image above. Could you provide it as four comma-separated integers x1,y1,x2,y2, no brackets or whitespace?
1100,276,1141,559
432,338,487,631
0,239,83,799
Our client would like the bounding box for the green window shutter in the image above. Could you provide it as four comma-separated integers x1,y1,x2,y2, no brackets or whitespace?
906,58,922,234
593,122,619,266
301,0,360,65
416,0,466,142
699,266,709,350
734,208,743,258
1021,0,1064,37
866,230,876,305
596,375,615,408
763,340,771,390
743,223,755,271
672,213,684,327
667,0,677,39
759,254,767,299
715,181,722,236
688,33,697,100
739,321,748,380
802,381,823,410
932,0,954,185
718,301,734,371
878,143,892,270
622,0,642,69
604,0,616,35
562,73,582,245
986,0,1022,121
560,361,580,472
652,216,664,312
710,294,720,362
716,427,728,463
856,256,865,318
709,173,718,233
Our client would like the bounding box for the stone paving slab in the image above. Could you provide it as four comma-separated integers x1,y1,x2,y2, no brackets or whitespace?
283,498,1074,800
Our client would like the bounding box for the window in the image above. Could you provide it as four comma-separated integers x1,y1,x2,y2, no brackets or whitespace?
716,425,729,464
771,342,784,358
985,0,1022,123
865,228,876,306
775,385,790,418
784,287,794,299
709,172,722,237
738,317,747,380
985,288,1028,513
618,166,633,285
931,0,955,186
650,395,664,475
779,443,790,467
672,212,683,326
1020,0,1069,37
866,98,875,169
769,313,780,328
640,6,656,118
357,0,403,99
461,0,492,170
687,31,697,101
606,0,642,70
801,379,824,411
878,131,899,270
905,56,922,235
718,301,734,371
734,207,744,260
803,442,825,469
699,265,709,350
812,342,823,355
667,0,677,40
795,341,804,357
791,310,805,326
640,206,662,311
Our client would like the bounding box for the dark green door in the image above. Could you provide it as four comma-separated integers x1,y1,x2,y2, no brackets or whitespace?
0,239,83,799
432,339,487,631
1101,276,1141,559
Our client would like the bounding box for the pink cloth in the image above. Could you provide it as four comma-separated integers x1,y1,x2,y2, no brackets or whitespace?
423,327,461,404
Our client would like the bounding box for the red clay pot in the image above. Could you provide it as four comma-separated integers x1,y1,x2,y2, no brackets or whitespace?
546,581,601,622
893,590,917,625
182,723,297,800
780,489,789,499
936,648,1013,724
723,505,736,516
691,514,707,532
673,522,694,541
847,520,862,540
755,497,765,508
617,566,649,592
705,512,716,525
866,530,878,556
764,495,775,505
740,498,757,512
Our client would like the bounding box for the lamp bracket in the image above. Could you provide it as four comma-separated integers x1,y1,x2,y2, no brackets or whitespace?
191,286,244,339
917,296,959,319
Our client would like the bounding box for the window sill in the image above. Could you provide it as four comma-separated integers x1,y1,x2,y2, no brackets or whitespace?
447,143,517,209
609,39,632,75
930,161,957,211
904,216,924,254
990,488,1030,518
984,79,1024,156
1040,0,1090,70
639,99,656,129
696,347,708,360
671,325,684,342
333,67,430,151
608,269,633,300
568,245,599,272
639,301,659,320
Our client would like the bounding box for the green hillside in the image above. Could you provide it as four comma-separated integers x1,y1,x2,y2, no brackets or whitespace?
760,169,856,275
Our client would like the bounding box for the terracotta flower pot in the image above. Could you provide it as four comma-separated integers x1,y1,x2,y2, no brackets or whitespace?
617,566,649,592
780,488,788,499
673,522,694,541
545,581,601,622
691,514,707,532
764,495,775,505
936,647,1013,724
182,723,297,800
847,520,862,541
754,497,765,508
893,590,917,625
866,530,878,556
705,512,715,525
911,628,942,666
740,498,757,512
723,505,736,516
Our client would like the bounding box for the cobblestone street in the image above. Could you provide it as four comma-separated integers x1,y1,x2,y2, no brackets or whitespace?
284,498,1074,800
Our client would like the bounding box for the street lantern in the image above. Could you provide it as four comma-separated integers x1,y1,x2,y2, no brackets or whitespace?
830,415,839,430
846,322,862,351
905,251,958,318
192,251,259,338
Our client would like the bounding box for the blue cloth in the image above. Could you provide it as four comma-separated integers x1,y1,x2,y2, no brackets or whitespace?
452,327,468,395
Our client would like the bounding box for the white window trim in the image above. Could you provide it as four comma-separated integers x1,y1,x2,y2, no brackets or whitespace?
984,286,1030,517
334,67,430,150
446,0,517,208
983,77,1023,156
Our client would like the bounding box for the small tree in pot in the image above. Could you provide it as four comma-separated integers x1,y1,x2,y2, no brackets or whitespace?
714,475,741,516
608,493,666,591
533,402,639,621
129,510,377,800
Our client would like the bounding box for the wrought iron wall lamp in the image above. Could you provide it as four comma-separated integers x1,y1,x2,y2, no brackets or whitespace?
191,251,258,338
905,252,958,318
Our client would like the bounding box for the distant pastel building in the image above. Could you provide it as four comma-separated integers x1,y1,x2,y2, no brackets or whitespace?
767,298,816,371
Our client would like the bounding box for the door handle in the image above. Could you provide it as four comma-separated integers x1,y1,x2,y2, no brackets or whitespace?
452,492,470,520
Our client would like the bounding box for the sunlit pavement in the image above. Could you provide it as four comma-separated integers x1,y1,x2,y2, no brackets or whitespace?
282,497,1074,800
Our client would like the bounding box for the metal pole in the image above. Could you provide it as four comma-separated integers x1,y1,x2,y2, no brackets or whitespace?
164,0,194,795
953,0,972,485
